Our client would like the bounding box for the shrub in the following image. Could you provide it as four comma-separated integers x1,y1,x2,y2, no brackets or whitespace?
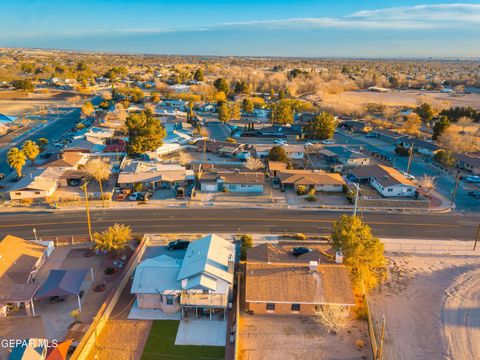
226,137,237,143
297,185,308,195
295,233,307,240
104,267,116,275
355,339,365,349
240,234,253,260
394,145,409,156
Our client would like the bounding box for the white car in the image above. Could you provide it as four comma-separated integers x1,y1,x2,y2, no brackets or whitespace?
401,172,416,181
274,139,287,145
321,139,335,145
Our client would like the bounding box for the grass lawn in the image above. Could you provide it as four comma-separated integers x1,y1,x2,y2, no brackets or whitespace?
141,320,225,360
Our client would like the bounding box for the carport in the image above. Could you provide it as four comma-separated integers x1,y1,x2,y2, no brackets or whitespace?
34,269,92,311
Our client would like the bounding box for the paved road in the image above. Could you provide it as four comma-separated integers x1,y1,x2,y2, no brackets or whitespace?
0,208,478,241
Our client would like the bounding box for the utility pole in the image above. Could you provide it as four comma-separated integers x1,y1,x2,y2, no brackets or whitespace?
377,316,386,360
81,182,93,240
406,143,414,174
451,172,460,206
353,183,360,216
474,223,480,251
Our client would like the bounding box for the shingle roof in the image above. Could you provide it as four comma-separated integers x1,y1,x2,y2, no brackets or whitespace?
349,165,415,187
278,170,346,186
246,244,355,306
131,255,182,294
219,172,265,185
8,169,59,192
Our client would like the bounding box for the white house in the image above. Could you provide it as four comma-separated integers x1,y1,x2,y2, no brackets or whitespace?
283,144,305,160
131,234,235,320
8,169,61,201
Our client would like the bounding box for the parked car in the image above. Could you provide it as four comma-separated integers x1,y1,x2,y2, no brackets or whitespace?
321,139,335,144
129,192,144,201
400,172,416,180
168,240,189,250
0,173,5,180
468,191,480,199
465,176,480,183
274,139,287,145
292,247,311,257
115,189,131,201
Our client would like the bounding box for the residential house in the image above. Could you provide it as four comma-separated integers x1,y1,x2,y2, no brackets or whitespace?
255,125,301,141
277,170,346,192
41,152,88,171
397,138,442,157
455,153,480,175
267,161,287,177
348,164,417,197
245,243,355,315
8,168,61,201
0,235,53,317
117,161,194,190
161,99,188,110
131,234,235,319
316,146,370,167
197,140,244,156
253,145,274,159
199,170,265,193
339,120,373,134
369,129,407,143
283,144,305,161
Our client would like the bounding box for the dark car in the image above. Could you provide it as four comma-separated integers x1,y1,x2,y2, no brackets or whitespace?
0,173,5,180
292,247,311,257
168,240,189,250
468,191,480,199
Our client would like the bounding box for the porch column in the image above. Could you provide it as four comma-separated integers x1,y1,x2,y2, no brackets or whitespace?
30,299,36,317
78,295,82,311
181,307,184,319
209,308,212,320
195,307,198,318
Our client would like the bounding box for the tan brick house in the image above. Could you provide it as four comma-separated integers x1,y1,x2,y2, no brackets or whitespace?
245,244,355,315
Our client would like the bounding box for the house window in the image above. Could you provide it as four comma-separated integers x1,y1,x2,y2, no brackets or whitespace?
407,188,412,192
15,192,21,195
266,303,275,311
166,295,174,305
291,304,301,312
387,188,393,192
34,191,41,195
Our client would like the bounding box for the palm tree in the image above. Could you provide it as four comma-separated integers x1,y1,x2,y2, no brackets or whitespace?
7,147,26,178
419,175,436,196
21,140,40,165
84,159,111,207
245,157,264,171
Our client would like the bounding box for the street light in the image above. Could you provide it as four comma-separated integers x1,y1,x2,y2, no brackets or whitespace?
352,183,361,216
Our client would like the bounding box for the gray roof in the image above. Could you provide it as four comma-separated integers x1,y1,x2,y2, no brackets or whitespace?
131,255,182,294
35,269,89,299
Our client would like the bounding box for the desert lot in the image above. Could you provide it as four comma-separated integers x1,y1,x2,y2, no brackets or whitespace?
327,90,480,109
369,254,480,360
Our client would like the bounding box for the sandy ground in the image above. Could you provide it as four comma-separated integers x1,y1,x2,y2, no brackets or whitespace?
327,90,480,109
369,255,480,360
238,314,371,360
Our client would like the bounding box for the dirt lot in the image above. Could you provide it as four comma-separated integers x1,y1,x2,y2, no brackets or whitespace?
369,255,480,360
326,90,480,109
238,314,371,360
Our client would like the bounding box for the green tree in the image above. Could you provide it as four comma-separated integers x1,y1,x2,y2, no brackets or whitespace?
218,102,231,122
415,103,434,123
229,102,241,120
36,138,49,152
84,159,111,207
214,78,229,94
434,149,456,168
240,234,253,261
303,112,337,140
7,147,27,178
432,116,451,140
151,91,161,103
21,140,40,165
126,111,166,155
242,98,254,114
21,62,35,74
268,146,288,163
130,87,144,103
271,99,294,124
234,80,250,94
331,215,386,291
193,68,204,82
81,102,95,117
402,113,422,136
76,61,88,71
93,224,132,252
12,79,34,92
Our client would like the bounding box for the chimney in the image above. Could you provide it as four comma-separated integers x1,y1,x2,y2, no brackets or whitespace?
335,250,344,264
309,261,318,272
228,254,235,274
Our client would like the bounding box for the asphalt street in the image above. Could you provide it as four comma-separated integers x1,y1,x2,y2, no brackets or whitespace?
0,208,478,241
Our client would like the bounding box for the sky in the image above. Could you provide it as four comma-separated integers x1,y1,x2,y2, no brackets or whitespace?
1,0,480,58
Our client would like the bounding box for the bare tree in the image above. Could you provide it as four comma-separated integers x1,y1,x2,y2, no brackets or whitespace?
84,159,111,207
457,116,473,133
178,151,193,167
418,175,436,196
313,305,350,334
245,157,264,171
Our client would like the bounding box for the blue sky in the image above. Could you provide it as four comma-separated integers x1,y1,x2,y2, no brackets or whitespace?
1,1,480,58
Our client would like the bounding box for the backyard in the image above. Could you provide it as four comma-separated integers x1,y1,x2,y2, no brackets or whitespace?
141,320,225,360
